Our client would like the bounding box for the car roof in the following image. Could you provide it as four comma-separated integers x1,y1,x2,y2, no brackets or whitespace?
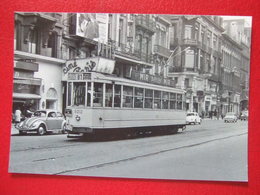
35,109,61,113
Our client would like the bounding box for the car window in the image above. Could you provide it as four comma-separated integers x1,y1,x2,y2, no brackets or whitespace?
33,111,46,117
48,112,56,118
57,112,63,117
187,113,194,116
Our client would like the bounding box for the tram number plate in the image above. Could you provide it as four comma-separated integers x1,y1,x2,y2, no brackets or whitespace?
74,109,83,114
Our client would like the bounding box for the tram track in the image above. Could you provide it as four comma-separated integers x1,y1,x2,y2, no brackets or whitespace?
54,132,247,175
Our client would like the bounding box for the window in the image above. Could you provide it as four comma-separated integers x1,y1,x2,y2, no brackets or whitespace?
177,94,183,110
184,25,192,39
73,82,86,106
93,83,103,107
105,84,113,107
162,92,169,109
144,89,153,108
134,87,144,108
87,82,91,106
114,85,121,108
154,90,161,109
48,112,56,118
123,86,133,108
170,93,176,109
57,112,63,117
68,82,72,106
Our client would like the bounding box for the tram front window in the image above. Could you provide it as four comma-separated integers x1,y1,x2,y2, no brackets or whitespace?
73,82,85,106
93,83,103,107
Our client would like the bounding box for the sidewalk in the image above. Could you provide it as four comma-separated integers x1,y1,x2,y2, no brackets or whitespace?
11,124,19,135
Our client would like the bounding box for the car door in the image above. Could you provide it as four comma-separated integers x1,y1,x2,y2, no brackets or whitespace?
46,111,58,130
56,112,64,129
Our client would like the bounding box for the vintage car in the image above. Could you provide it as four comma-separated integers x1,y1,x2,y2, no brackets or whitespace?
16,110,67,135
224,112,238,123
186,112,202,125
240,110,248,121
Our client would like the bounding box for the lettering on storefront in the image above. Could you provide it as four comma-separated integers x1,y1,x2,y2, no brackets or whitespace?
63,60,96,74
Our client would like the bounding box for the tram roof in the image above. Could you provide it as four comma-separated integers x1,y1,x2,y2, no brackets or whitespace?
92,72,185,93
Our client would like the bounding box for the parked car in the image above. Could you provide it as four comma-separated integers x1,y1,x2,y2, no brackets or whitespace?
240,110,248,121
16,110,67,135
224,112,238,123
186,112,202,125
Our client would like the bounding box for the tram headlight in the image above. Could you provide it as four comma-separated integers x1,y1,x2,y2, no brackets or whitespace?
75,115,81,121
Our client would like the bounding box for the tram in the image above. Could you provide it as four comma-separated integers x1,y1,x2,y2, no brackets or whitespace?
64,71,186,138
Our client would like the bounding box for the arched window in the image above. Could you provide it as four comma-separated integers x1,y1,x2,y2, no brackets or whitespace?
46,88,58,109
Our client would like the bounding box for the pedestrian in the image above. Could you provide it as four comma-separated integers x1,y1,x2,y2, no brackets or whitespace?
209,111,213,119
14,107,22,127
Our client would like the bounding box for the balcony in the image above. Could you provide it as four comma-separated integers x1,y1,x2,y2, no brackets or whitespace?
153,45,171,58
135,16,156,33
109,40,154,64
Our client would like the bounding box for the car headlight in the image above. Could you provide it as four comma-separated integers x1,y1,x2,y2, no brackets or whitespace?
18,121,24,127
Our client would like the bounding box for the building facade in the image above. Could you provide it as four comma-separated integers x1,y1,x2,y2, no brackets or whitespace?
166,15,224,117
13,13,251,118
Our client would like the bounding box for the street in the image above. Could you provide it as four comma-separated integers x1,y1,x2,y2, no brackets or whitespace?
9,119,248,181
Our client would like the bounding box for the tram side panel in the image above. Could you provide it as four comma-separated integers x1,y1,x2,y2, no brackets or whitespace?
66,108,186,135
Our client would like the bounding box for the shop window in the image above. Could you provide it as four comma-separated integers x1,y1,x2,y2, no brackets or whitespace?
123,86,133,108
93,83,103,107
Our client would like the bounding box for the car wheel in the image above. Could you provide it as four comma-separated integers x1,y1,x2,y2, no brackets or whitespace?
37,125,46,136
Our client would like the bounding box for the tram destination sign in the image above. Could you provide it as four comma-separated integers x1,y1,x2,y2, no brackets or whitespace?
131,70,176,87
68,72,91,80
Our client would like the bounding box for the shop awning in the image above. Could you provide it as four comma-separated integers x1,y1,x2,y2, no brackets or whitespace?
13,93,41,99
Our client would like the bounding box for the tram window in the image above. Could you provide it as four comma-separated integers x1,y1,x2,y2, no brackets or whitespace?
177,94,183,110
134,87,144,108
162,92,169,109
68,82,72,106
87,82,91,106
154,90,161,109
73,82,85,106
123,86,133,108
93,82,103,107
170,93,176,109
144,89,153,109
105,84,113,107
114,85,121,108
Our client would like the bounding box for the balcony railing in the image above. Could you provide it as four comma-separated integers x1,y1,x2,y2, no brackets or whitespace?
153,45,171,58
135,16,156,33
109,40,154,64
